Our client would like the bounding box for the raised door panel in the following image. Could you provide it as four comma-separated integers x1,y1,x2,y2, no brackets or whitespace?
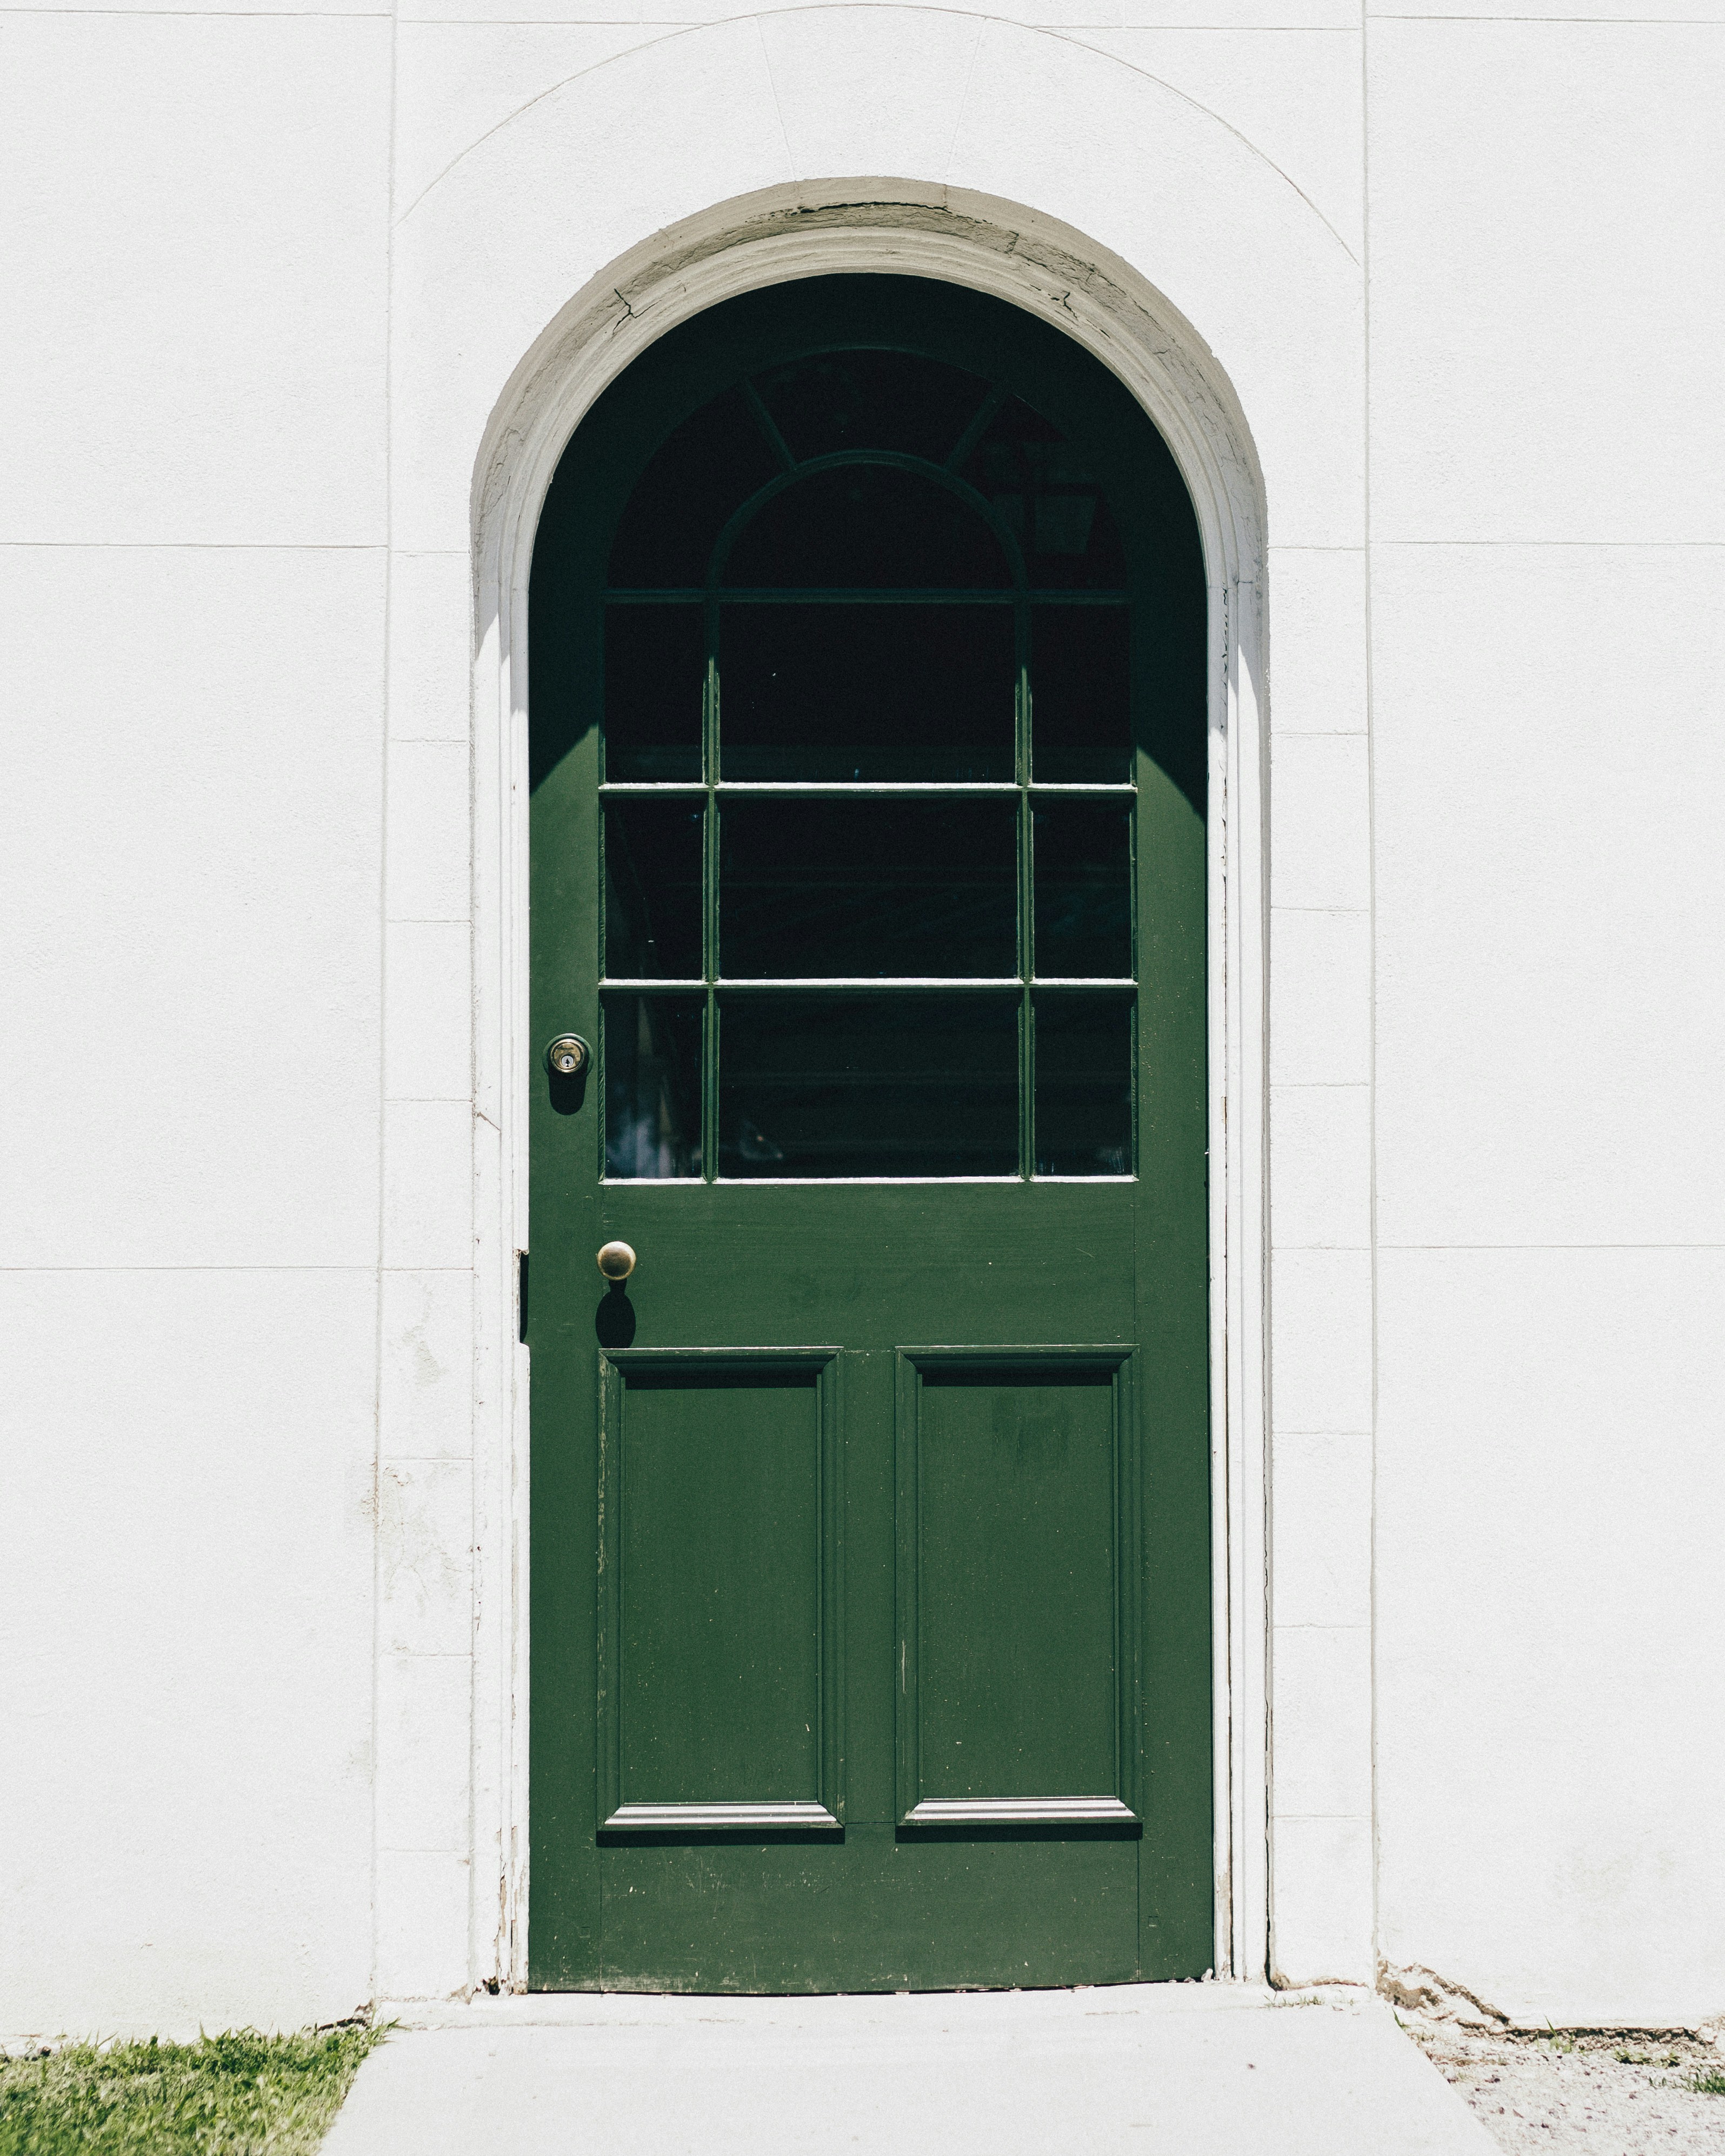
599,1349,842,1828
895,1348,1138,1825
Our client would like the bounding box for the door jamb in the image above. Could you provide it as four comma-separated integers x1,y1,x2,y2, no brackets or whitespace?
468,189,1270,1992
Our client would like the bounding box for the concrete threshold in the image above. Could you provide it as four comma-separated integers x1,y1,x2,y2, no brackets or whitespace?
327,1982,1497,2155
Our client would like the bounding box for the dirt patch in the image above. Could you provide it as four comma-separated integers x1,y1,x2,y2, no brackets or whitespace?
1400,2015,1725,2154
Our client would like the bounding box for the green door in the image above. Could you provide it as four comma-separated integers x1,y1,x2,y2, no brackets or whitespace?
528,276,1210,1992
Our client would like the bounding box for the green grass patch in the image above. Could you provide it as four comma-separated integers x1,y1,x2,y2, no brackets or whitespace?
0,2025,381,2156
1689,2068,1725,2097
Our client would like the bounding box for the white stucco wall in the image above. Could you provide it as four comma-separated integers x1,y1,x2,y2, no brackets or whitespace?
2,0,1720,2039
1365,24,1725,2027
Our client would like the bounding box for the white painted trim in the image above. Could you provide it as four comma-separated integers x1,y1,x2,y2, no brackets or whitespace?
469,185,1271,1991
904,1799,1139,1825
605,1803,842,1830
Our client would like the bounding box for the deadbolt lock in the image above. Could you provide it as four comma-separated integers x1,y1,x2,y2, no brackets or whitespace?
544,1032,591,1078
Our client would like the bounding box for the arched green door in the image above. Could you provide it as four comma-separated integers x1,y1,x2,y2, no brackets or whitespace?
528,276,1211,1992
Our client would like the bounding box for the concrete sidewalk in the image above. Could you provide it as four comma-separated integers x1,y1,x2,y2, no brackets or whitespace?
324,1984,1498,2156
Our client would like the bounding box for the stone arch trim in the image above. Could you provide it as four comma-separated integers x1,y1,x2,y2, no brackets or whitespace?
476,189,1265,600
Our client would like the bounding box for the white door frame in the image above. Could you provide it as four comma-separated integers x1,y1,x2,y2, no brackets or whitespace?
466,189,1271,1990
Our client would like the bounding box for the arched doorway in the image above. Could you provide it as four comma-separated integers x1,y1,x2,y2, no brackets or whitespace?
525,273,1211,1991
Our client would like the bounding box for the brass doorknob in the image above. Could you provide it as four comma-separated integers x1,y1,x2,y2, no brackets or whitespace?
596,1241,636,1282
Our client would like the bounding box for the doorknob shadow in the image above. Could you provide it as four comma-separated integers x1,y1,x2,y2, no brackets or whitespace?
548,1066,588,1117
595,1284,637,1349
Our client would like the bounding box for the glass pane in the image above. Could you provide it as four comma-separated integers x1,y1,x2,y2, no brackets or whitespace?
754,350,990,465
1033,606,1130,784
720,605,1014,782
605,799,704,980
718,994,1018,1178
721,799,1017,978
604,606,703,782
1034,801,1131,977
608,386,778,588
604,995,703,1179
1035,992,1132,1176
723,466,1011,590
960,396,1127,591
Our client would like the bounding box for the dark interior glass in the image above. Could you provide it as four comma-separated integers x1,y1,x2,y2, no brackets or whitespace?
604,994,703,1178
754,350,991,466
608,386,778,588
604,606,703,782
723,465,1011,590
605,799,704,979
718,993,1018,1177
721,799,1018,978
1035,992,1133,1176
590,338,1151,1184
720,604,1014,782
1033,801,1131,977
960,397,1127,591
1032,607,1130,784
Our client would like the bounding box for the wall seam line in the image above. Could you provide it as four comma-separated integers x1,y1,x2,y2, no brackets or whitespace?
1361,0,1383,1998
370,0,402,2012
